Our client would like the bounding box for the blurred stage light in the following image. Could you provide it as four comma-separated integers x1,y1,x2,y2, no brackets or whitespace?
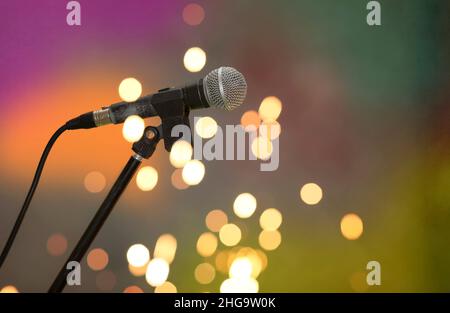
182,3,205,26
205,209,228,232
240,110,261,131
195,262,216,285
259,121,281,140
182,159,205,185
258,230,281,251
251,136,273,160
122,115,145,143
171,168,189,190
196,232,218,257
84,171,106,193
170,140,193,168
127,244,150,267
229,257,253,279
87,248,109,271
340,213,363,240
195,116,218,139
46,233,68,256
215,250,229,274
300,183,323,205
154,281,177,293
219,224,242,246
184,47,206,72
123,285,144,293
233,193,257,218
119,77,142,102
146,258,170,287
220,277,259,293
259,96,282,123
154,234,177,264
0,285,18,293
259,208,282,231
136,166,158,191
128,264,147,277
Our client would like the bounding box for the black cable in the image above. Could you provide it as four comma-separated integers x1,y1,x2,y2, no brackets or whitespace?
0,123,69,269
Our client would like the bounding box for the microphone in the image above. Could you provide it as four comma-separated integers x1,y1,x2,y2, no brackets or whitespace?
66,66,247,130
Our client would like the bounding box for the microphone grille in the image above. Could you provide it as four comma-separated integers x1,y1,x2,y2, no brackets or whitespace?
203,67,247,111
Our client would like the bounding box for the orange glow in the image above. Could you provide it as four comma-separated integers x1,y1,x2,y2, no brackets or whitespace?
87,248,109,271
123,285,144,293
46,233,68,256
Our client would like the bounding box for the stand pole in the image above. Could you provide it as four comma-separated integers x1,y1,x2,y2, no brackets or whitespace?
48,126,161,293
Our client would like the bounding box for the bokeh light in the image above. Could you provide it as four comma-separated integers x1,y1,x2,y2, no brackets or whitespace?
127,244,150,267
87,248,109,271
258,96,282,123
219,224,242,247
128,264,147,277
259,121,281,140
233,193,257,218
154,234,177,264
136,166,158,191
215,250,229,274
123,285,144,293
119,77,142,102
300,183,323,205
145,258,170,287
84,171,106,193
229,257,253,279
195,116,218,139
182,3,205,26
240,110,261,131
251,136,273,160
259,208,282,231
154,281,177,293
183,47,206,72
0,285,18,293
171,168,189,190
46,233,68,256
196,232,218,257
340,213,364,240
258,230,282,251
205,209,228,232
182,159,205,185
220,277,259,293
169,140,193,168
96,270,116,291
122,115,145,143
194,262,216,285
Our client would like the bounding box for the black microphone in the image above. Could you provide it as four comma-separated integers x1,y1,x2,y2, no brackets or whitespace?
66,67,247,130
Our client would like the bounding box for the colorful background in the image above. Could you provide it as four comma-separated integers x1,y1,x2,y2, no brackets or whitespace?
0,0,449,292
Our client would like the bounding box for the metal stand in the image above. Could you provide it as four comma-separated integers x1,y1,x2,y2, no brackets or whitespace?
48,126,161,293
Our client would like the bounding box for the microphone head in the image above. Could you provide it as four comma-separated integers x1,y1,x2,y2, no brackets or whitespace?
203,67,247,111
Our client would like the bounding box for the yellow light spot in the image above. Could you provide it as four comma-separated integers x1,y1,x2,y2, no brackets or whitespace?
340,213,363,240
205,209,228,232
220,277,259,293
84,171,106,193
123,285,144,293
233,193,257,218
236,247,264,278
154,234,177,264
145,258,170,287
229,257,253,279
251,136,273,160
0,285,18,293
87,248,109,271
215,250,229,274
128,264,147,277
122,115,145,143
119,77,142,102
171,168,189,190
195,116,218,139
255,249,268,271
46,233,68,256
259,121,281,140
219,224,242,247
258,230,281,251
170,140,193,168
182,159,205,185
240,110,260,131
259,208,282,231
194,263,216,284
154,281,177,293
183,47,206,72
127,244,150,267
258,96,282,122
136,166,158,191
300,183,323,205
196,232,218,257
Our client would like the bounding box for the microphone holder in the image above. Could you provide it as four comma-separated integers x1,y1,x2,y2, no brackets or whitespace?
48,125,162,293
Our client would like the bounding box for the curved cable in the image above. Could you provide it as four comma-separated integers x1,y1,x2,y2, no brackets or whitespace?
0,124,68,268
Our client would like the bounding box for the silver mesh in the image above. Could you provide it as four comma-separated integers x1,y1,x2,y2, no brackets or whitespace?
203,67,247,111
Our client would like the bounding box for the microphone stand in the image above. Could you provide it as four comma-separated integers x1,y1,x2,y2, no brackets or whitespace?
48,126,161,293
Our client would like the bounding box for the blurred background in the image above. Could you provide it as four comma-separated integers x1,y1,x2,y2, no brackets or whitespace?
0,0,449,293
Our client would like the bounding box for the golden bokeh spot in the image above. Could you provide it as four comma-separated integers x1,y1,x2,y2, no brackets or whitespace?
205,209,228,232
259,121,281,140
182,159,205,186
233,193,257,219
136,166,158,191
196,232,218,257
237,247,263,278
154,234,177,264
128,264,147,277
251,136,273,160
258,230,281,251
87,248,109,271
119,77,142,102
300,182,323,205
255,249,268,271
46,233,68,256
219,224,242,247
84,171,106,193
195,116,218,139
0,285,18,293
195,262,216,285
229,257,253,279
258,96,282,122
340,213,364,240
123,285,144,293
170,140,193,168
215,250,229,274
122,115,145,143
240,110,261,131
171,168,189,190
154,281,177,293
145,258,170,287
183,47,206,72
126,244,150,267
259,208,283,231
220,277,259,293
